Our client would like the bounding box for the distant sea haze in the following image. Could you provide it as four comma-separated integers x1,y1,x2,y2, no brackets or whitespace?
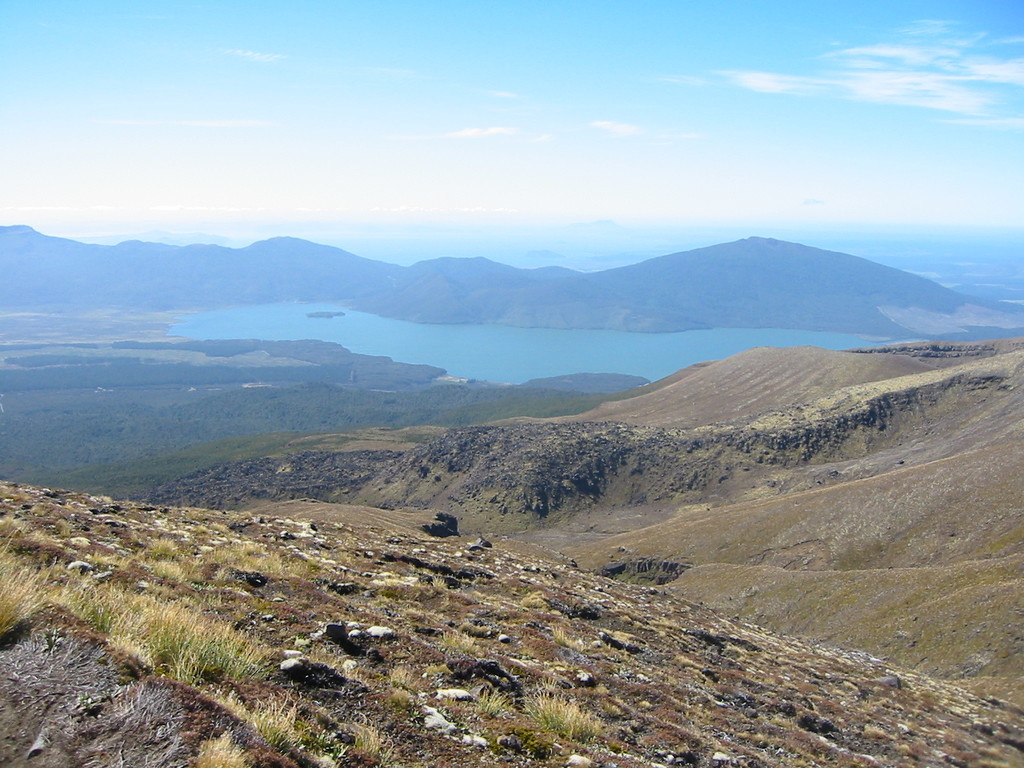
170,304,887,383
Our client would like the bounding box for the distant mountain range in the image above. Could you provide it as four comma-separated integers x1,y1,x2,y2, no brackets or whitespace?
4,224,1023,338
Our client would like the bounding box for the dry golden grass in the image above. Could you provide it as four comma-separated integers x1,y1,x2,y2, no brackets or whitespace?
55,580,123,634
525,692,603,742
441,630,478,655
387,664,418,691
552,624,585,650
0,551,45,638
475,688,514,717
352,724,394,766
99,596,266,684
194,733,251,768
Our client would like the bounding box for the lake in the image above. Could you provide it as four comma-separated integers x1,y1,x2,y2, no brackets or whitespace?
170,303,885,384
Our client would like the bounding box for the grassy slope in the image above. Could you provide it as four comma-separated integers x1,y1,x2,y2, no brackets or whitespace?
2,479,1022,768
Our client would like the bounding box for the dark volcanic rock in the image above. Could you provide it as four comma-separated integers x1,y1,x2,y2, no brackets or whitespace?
422,512,459,537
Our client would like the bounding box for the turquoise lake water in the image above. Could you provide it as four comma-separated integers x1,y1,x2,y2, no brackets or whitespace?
170,304,883,384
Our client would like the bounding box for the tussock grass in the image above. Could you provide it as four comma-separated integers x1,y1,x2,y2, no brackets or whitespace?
0,551,46,638
352,724,394,766
0,515,29,538
216,692,302,753
525,692,603,742
195,733,251,768
552,624,585,650
475,688,514,717
130,599,266,684
441,630,478,655
62,591,267,684
211,540,314,579
146,537,183,559
387,664,417,691
56,581,123,634
520,590,548,610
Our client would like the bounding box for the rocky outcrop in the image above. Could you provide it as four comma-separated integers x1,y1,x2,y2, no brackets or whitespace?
144,352,1024,533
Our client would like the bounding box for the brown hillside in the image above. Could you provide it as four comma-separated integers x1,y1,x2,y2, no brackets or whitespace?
569,442,1024,573
664,556,1024,705
567,346,932,429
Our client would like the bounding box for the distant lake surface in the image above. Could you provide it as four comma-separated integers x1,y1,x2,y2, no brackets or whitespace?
170,303,883,384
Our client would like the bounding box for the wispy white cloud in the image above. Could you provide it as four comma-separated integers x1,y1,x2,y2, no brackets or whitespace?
224,49,285,63
722,22,1024,125
723,71,827,95
444,126,518,138
590,120,644,137
487,90,521,99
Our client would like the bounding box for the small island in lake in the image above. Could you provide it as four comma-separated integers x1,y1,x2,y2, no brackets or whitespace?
306,310,346,319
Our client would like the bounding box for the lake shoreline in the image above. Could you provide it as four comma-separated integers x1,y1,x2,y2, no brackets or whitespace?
170,303,889,384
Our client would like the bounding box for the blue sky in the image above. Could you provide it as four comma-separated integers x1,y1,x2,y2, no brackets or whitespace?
2,1,1023,251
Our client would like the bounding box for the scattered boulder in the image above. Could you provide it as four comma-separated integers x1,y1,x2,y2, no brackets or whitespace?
324,623,365,656
566,755,593,767
448,658,522,694
324,581,361,596
436,688,475,701
279,657,351,689
497,733,522,751
229,569,268,588
798,712,838,736
599,631,642,654
422,512,459,538
422,706,458,734
575,671,597,688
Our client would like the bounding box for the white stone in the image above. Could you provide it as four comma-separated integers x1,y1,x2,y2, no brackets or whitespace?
436,688,474,701
566,756,593,768
367,625,395,638
422,706,458,734
461,734,488,748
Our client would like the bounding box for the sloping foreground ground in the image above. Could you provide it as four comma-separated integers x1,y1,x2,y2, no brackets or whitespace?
137,341,1024,716
2,481,1023,768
